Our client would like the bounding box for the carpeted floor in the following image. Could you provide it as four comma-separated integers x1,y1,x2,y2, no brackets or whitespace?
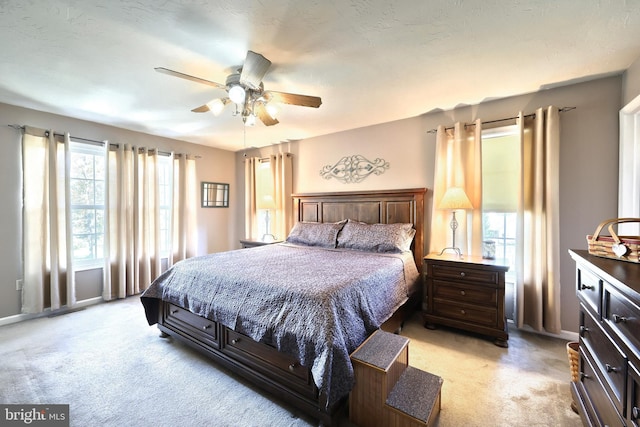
0,296,582,427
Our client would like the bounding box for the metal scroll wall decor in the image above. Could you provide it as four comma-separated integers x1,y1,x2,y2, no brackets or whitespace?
320,154,390,184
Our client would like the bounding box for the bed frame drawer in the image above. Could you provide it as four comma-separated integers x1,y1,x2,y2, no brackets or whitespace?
163,303,219,349
223,328,317,398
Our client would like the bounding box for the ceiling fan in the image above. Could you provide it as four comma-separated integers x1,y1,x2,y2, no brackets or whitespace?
155,50,322,126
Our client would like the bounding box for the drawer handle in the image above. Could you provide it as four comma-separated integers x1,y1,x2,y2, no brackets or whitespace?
460,272,466,277
231,338,240,344
202,324,211,330
580,284,595,291
288,363,297,372
460,290,466,296
605,363,619,373
171,309,179,314
580,372,589,381
460,309,466,315
612,314,627,323
632,406,640,420
579,325,589,336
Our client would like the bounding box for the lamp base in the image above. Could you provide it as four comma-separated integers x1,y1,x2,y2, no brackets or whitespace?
438,247,463,257
261,234,277,243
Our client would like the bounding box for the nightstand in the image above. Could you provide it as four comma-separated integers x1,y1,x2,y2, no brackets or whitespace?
239,238,282,248
422,253,510,347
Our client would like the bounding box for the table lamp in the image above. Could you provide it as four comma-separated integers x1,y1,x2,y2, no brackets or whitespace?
438,187,473,256
257,194,277,242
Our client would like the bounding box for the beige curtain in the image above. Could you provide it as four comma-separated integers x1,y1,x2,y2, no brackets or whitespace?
21,127,75,313
270,153,293,239
430,121,483,256
515,106,561,333
104,146,197,299
170,153,197,264
244,157,259,239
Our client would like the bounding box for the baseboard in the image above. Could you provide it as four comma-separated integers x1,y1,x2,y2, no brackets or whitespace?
514,321,579,342
0,297,104,327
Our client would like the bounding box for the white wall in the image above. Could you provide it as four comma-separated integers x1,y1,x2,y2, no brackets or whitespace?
0,103,237,319
237,75,624,334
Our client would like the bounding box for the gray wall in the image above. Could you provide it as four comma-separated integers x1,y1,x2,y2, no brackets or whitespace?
238,75,625,334
0,103,237,320
623,55,640,106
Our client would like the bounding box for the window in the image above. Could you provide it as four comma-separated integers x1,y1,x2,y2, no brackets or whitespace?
482,126,519,318
69,140,106,267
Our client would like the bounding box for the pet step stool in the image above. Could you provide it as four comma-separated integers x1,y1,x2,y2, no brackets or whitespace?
349,329,442,427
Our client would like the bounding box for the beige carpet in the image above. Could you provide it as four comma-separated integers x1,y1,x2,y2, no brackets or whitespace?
0,296,582,427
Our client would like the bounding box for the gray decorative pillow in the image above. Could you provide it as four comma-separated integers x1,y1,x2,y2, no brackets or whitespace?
286,220,347,248
336,219,416,253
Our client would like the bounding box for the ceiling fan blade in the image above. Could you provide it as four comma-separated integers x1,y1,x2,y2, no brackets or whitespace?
191,104,210,113
192,97,231,115
255,103,279,126
239,51,271,90
155,67,226,89
264,91,322,108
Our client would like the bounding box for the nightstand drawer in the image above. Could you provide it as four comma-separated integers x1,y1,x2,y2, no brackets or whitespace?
433,280,497,307
431,264,499,286
432,301,497,327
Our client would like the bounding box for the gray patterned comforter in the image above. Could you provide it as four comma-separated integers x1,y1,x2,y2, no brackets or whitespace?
140,243,419,407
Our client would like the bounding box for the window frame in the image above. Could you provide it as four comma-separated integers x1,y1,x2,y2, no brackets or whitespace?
69,139,106,270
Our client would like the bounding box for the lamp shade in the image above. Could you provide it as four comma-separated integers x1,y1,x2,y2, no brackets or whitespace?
257,194,276,210
438,187,473,210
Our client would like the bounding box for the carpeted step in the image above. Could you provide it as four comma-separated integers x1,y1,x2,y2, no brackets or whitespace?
385,365,443,427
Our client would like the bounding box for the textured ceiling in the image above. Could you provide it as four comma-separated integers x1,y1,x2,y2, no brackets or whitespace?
1,0,640,151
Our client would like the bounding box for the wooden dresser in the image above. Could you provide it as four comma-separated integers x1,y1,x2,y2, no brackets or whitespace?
422,253,509,347
569,249,640,427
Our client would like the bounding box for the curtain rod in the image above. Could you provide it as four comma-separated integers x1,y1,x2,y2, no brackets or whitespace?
425,106,576,134
7,124,200,158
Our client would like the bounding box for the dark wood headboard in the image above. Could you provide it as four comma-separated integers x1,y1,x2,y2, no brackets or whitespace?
292,188,426,271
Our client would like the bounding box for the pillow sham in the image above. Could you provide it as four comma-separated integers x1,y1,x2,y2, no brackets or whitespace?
336,219,415,253
285,220,347,248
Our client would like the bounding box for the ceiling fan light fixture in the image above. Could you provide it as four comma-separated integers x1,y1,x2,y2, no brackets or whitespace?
228,85,246,104
265,104,278,119
206,98,227,116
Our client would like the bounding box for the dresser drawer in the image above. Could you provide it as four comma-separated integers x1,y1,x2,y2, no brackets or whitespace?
431,264,499,286
580,307,627,414
577,267,602,316
432,300,497,327
581,347,627,427
224,328,316,398
163,303,219,348
629,361,640,427
433,280,498,307
605,284,640,357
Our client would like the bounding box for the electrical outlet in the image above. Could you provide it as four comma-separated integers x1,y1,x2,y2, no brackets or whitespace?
16,279,22,291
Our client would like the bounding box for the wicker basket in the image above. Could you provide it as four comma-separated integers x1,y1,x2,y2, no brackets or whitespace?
566,341,579,382
587,218,640,263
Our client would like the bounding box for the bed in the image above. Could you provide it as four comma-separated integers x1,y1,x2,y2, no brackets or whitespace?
140,188,426,426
